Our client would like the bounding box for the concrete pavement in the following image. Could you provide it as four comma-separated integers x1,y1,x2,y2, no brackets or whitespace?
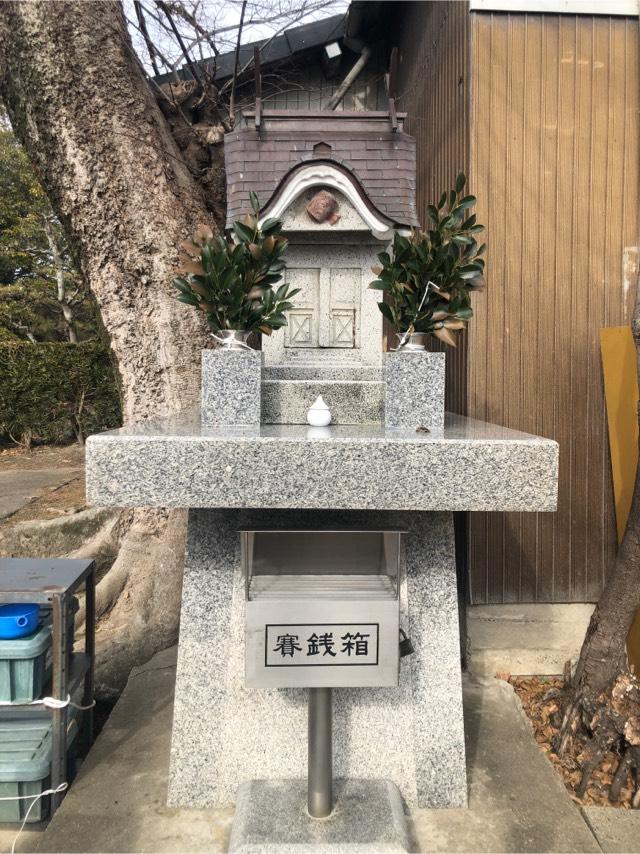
411,677,600,853
582,807,640,853
11,647,638,854
0,445,85,520
0,468,82,520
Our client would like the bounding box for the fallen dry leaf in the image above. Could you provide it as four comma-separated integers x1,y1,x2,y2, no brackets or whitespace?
510,675,633,810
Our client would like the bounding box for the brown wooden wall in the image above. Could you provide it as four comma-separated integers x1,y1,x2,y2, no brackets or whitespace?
397,6,640,603
260,53,388,111
396,0,471,416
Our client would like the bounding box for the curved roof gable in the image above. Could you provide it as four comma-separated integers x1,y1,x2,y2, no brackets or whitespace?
260,160,397,239
224,110,419,231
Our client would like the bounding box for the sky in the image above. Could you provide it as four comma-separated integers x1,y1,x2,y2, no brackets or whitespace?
124,0,349,77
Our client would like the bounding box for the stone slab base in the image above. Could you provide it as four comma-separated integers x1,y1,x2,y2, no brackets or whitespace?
228,779,411,853
261,379,383,425
168,509,467,810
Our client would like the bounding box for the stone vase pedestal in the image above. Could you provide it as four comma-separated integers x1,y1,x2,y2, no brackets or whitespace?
385,351,445,429
201,349,262,427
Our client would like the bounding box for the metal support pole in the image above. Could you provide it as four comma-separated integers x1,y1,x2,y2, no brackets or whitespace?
83,569,96,752
308,687,332,818
50,593,68,814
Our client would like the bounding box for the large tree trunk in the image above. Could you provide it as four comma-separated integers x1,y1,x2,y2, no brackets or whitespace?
0,1,213,694
569,274,640,702
557,270,640,805
570,477,640,699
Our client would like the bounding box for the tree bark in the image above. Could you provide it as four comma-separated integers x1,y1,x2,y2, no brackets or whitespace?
570,475,640,698
568,268,640,702
0,1,212,693
557,273,640,799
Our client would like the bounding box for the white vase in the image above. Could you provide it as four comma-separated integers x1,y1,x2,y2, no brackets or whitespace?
211,329,252,350
396,332,429,351
307,395,332,427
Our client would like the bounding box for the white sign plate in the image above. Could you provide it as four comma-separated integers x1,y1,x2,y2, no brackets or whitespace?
245,599,399,688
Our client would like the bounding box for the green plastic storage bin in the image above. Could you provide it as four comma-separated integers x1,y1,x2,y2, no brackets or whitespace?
0,715,80,823
0,720,54,823
0,625,52,704
0,599,79,704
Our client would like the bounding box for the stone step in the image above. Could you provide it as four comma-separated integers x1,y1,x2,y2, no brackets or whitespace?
261,378,384,425
263,364,383,382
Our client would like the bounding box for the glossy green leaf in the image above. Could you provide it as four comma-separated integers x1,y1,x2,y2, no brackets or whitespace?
232,221,254,243
377,301,395,324
173,193,295,335
427,205,439,223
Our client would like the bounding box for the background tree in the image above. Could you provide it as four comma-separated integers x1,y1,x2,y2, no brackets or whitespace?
0,114,99,343
0,0,344,695
0,2,213,695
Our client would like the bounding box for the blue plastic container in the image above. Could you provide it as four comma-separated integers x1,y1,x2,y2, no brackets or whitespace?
0,605,39,640
0,599,78,703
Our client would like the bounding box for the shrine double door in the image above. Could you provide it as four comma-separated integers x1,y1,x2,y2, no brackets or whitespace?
265,242,383,366
284,265,360,351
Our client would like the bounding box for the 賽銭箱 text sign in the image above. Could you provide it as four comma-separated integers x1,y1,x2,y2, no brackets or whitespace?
265,623,379,667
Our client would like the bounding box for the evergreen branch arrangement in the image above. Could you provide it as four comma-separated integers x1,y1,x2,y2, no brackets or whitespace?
173,193,299,336
369,173,485,347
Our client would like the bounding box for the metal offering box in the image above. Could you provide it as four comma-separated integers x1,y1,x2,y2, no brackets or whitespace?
242,530,401,689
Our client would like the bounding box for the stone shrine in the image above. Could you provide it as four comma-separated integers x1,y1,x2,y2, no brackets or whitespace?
225,110,419,426
85,108,559,850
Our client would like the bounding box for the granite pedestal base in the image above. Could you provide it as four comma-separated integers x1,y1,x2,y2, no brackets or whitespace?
385,351,445,429
228,779,411,853
201,349,262,426
261,379,384,425
167,508,467,810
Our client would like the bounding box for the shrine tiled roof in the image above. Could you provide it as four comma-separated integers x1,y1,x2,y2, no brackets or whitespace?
224,110,419,231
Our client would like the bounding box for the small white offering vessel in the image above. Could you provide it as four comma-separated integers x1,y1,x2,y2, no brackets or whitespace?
307,395,332,427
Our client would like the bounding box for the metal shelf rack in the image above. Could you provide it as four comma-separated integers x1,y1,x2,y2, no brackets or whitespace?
0,558,95,816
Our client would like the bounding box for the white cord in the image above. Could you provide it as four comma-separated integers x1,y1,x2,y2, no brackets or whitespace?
0,782,68,854
0,697,93,850
0,695,95,710
0,695,92,851
393,280,435,350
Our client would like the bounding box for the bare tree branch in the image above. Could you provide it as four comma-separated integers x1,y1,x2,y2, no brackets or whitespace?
218,1,344,98
157,0,205,89
163,0,219,59
228,0,247,124
134,1,160,76
125,13,177,76
192,0,340,38
123,14,195,126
